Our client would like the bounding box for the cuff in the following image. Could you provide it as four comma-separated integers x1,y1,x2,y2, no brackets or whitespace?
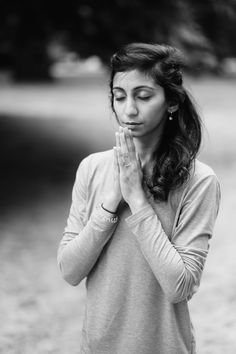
125,204,154,227
91,204,118,228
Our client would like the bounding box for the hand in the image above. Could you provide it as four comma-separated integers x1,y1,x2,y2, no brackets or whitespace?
102,144,123,213
115,126,147,211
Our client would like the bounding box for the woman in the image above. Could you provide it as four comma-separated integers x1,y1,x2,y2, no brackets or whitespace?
57,43,220,354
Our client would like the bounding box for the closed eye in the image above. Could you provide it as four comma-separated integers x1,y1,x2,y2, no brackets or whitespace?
114,96,126,101
138,96,151,101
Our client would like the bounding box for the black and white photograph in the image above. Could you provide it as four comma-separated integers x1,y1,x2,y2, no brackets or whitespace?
1,1,236,353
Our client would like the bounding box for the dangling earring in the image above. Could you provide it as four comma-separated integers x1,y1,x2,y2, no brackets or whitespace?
168,105,179,121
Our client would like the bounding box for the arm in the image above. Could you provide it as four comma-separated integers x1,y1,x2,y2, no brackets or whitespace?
57,156,119,286
114,127,220,303
126,174,221,303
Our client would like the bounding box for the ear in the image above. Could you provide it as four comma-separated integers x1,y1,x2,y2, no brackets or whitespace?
167,104,179,114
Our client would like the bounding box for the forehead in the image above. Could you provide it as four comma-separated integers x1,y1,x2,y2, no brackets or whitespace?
113,69,159,89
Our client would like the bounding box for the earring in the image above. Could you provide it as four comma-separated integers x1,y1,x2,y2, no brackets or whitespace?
169,111,173,121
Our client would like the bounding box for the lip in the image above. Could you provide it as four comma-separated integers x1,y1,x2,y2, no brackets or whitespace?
124,122,142,126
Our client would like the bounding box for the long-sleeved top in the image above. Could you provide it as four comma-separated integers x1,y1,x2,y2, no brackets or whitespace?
57,149,220,354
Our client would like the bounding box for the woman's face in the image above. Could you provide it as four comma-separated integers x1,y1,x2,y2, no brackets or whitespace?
112,69,168,139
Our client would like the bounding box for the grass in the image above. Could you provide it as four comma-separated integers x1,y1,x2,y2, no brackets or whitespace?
0,74,236,353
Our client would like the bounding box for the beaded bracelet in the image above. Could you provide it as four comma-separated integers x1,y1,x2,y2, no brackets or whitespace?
100,203,118,223
101,214,118,223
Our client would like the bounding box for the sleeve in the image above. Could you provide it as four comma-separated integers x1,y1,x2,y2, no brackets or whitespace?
57,156,118,286
125,174,221,303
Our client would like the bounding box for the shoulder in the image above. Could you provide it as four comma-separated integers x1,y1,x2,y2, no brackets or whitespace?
82,149,113,169
192,159,217,179
86,149,113,165
169,159,220,211
76,149,113,179
189,159,220,189
183,159,221,207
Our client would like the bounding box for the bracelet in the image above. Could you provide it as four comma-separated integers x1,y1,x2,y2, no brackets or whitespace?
101,215,118,224
101,203,117,215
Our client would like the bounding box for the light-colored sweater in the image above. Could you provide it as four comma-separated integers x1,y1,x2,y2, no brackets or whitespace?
57,150,220,354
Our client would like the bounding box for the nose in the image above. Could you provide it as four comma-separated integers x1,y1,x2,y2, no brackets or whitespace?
125,98,138,117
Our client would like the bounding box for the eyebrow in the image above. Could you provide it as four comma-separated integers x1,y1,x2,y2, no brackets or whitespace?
112,85,155,91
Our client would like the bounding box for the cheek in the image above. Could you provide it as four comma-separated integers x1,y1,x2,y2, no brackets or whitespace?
146,101,167,121
113,103,123,119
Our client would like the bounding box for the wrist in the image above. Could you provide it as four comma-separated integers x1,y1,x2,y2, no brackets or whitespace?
103,195,121,214
101,203,117,214
128,192,148,214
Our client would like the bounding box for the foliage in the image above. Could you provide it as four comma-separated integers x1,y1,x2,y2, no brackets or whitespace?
0,0,236,79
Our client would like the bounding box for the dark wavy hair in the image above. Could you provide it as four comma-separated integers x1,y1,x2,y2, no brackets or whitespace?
109,43,202,201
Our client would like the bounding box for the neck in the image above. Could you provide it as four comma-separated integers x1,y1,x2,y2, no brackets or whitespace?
132,115,167,172
133,134,161,174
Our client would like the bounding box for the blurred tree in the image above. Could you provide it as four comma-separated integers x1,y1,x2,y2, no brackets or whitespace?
0,0,236,80
190,0,236,60
0,0,53,80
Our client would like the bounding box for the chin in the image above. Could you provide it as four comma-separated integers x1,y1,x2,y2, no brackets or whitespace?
130,131,144,138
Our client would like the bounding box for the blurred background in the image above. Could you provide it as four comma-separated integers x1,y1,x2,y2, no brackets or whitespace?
0,0,236,353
